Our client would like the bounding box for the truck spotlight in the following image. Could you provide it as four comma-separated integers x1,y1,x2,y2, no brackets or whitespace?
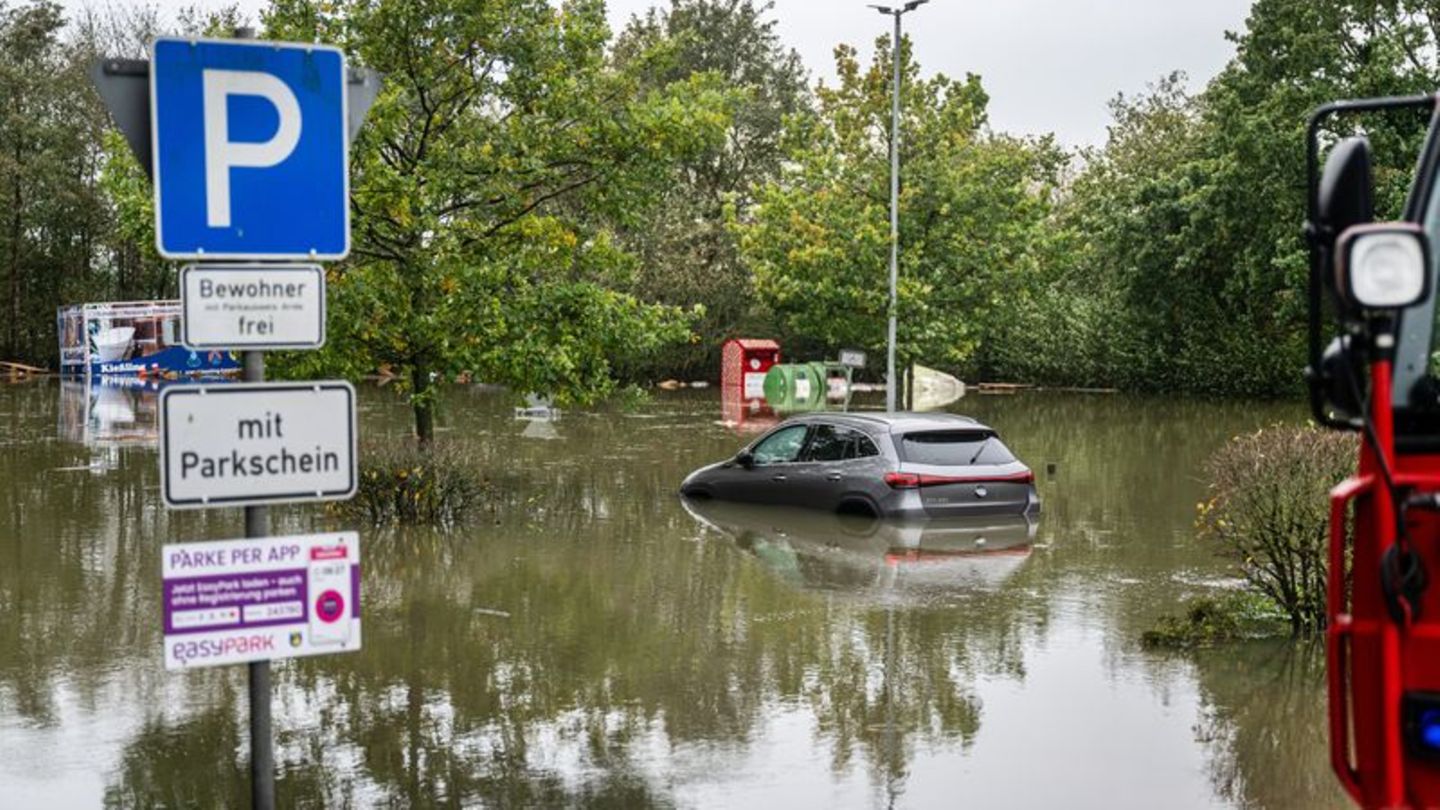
1404,693,1440,758
1336,222,1430,310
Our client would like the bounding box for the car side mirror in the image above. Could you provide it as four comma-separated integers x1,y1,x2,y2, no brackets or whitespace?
735,450,755,469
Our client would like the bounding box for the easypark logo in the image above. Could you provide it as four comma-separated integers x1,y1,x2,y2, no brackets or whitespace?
171,634,276,665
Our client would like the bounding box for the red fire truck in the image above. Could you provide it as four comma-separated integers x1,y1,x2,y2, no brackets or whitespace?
1308,94,1440,808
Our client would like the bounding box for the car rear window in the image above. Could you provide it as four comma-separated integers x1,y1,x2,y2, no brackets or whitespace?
899,430,1015,465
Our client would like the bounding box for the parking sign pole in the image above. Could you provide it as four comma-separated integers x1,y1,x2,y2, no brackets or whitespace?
90,25,374,810
230,26,275,809
244,346,276,810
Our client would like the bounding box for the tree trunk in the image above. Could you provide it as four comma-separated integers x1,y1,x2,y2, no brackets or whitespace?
8,156,21,361
411,364,435,448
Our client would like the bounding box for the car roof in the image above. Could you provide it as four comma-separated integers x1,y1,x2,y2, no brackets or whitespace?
779,411,994,434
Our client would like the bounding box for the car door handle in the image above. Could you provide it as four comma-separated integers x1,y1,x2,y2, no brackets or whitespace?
772,473,787,482
826,473,843,481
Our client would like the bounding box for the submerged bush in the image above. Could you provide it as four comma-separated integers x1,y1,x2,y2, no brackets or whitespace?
1141,592,1290,650
340,442,492,527
1196,426,1356,634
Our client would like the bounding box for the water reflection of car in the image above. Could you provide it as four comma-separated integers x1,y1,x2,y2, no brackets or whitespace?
681,498,1037,593
680,412,1039,518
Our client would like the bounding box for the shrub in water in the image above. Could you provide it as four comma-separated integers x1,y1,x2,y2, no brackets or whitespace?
341,442,491,527
1141,592,1290,649
1196,425,1356,634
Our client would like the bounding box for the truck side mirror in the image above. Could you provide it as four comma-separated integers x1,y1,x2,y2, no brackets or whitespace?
1318,137,1375,252
1320,335,1364,419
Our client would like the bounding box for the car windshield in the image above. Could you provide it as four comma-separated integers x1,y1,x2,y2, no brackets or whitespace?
1393,159,1440,429
899,430,1015,465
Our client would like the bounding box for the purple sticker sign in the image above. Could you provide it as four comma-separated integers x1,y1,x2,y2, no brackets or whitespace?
162,531,361,670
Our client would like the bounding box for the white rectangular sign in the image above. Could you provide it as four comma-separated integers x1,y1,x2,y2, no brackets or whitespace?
743,372,766,399
160,381,357,508
162,532,361,670
181,264,326,349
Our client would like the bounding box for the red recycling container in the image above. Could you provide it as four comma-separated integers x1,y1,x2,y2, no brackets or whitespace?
720,338,780,399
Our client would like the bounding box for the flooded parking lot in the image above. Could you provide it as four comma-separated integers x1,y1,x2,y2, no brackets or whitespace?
0,381,1346,808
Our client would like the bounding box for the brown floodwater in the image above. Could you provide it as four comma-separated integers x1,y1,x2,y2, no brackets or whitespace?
0,380,1347,808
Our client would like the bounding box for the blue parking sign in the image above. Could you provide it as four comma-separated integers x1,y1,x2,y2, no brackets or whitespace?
150,38,349,260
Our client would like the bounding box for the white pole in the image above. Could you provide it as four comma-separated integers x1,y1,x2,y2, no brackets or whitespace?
886,9,901,413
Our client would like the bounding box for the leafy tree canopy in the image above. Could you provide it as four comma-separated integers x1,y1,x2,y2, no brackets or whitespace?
609,0,809,379
262,0,737,441
732,36,1064,371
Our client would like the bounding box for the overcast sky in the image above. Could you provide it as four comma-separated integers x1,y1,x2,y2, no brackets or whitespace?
75,0,1257,147
604,0,1258,146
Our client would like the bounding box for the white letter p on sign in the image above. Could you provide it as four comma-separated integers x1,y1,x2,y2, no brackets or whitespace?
202,69,302,229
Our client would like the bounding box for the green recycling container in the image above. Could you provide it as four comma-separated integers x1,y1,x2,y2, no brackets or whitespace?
762,363,824,408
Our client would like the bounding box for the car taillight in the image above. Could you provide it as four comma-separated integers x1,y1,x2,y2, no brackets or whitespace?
884,472,921,489
885,470,1034,488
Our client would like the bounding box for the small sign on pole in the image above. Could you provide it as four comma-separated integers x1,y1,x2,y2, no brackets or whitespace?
162,532,361,670
181,264,326,350
160,381,357,509
839,348,867,369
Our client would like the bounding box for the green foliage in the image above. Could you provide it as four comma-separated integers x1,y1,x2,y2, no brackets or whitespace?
1141,591,1291,650
263,0,734,441
0,1,112,366
0,2,247,369
984,1,1440,394
96,129,169,300
731,37,1064,375
611,0,809,380
343,441,493,527
606,382,653,412
1196,425,1356,633
14,0,1440,401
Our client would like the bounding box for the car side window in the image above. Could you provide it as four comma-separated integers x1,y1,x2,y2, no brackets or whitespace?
802,424,851,462
853,434,879,458
752,425,809,465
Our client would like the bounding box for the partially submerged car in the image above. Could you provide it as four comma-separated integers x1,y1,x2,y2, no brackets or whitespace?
680,412,1039,518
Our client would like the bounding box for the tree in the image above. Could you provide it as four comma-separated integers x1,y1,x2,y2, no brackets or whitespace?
731,36,1063,374
263,0,735,444
0,1,110,367
987,0,1440,395
611,0,808,380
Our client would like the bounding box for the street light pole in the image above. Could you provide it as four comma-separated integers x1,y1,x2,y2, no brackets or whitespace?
871,0,928,413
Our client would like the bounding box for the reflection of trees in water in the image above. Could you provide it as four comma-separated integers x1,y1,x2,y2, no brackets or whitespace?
1,384,1334,806
4,383,1045,806
804,606,985,794
99,511,1023,806
982,393,1313,671
102,695,356,809
1189,640,1347,810
104,705,247,808
970,394,1303,572
0,438,161,724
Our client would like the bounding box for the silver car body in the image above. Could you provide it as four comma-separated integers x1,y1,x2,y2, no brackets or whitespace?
680,412,1040,518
